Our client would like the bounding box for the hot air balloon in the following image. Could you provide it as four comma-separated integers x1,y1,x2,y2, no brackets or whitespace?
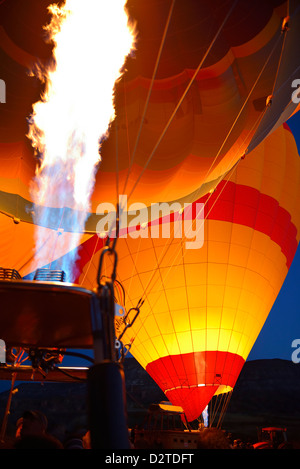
74,121,300,422
0,0,300,429
0,0,300,281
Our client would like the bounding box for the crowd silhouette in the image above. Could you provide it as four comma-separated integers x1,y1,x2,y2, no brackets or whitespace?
0,407,259,449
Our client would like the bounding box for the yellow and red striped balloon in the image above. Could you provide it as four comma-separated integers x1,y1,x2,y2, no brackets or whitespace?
76,123,300,420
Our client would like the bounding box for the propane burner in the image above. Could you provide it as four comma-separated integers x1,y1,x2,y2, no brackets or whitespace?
34,268,66,282
0,268,21,280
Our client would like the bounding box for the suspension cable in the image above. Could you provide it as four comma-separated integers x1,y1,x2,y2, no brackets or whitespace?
121,0,177,200
125,0,239,206
122,12,290,342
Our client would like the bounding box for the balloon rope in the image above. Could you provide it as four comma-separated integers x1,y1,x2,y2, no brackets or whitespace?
118,0,252,341
208,391,225,428
115,116,119,205
218,391,233,429
103,0,176,245
125,0,239,206
121,0,176,202
120,29,278,309
271,23,288,97
130,14,288,335
122,242,187,396
200,31,284,187
125,163,238,345
209,392,221,427
128,139,245,321
210,29,286,386
215,391,232,429
125,1,290,211
208,4,297,390
123,100,270,347
122,78,132,178
216,7,293,384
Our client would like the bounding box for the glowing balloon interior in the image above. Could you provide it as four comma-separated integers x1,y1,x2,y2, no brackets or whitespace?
0,0,300,422
76,124,300,421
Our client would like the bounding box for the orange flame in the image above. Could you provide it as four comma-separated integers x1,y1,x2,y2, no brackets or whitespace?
27,0,136,280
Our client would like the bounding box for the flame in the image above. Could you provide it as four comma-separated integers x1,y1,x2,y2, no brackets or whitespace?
202,405,208,427
27,0,136,281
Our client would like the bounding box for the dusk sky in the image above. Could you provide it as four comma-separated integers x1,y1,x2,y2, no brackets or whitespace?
248,243,300,361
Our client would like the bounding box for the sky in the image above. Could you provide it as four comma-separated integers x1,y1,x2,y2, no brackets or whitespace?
248,244,300,361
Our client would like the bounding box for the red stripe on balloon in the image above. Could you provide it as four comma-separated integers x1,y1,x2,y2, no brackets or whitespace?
203,180,298,268
74,179,298,281
146,350,245,421
167,386,218,422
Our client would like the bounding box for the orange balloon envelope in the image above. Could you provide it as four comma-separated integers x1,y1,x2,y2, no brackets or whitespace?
0,0,300,218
